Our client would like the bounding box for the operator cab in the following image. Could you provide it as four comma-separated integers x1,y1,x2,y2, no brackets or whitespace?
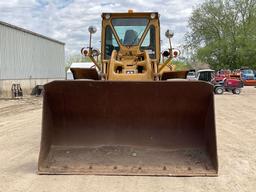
102,12,159,59
101,11,160,77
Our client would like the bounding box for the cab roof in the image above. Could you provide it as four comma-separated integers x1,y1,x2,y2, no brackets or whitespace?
102,11,159,19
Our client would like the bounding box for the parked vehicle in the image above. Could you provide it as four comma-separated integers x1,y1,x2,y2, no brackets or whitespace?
241,68,255,80
186,70,196,80
214,71,226,82
241,68,256,86
215,69,241,82
197,69,243,95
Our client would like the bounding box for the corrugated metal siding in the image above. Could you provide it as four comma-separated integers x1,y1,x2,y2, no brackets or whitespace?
0,23,65,80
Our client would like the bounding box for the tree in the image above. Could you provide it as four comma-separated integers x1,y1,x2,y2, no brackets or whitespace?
186,0,256,70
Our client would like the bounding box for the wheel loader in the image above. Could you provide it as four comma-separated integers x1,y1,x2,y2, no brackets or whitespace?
38,10,218,176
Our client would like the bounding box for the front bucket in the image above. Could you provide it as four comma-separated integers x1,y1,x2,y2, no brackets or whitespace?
38,80,218,176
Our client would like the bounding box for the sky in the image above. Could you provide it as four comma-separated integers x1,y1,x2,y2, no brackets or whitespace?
0,0,202,57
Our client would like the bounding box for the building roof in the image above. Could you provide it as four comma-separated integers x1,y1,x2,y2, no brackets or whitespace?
0,20,65,45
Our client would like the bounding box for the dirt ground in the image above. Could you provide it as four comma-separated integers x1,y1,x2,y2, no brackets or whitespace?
0,87,255,192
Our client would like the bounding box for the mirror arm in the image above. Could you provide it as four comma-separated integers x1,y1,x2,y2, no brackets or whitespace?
88,48,101,71
159,30,174,73
86,26,101,71
158,53,172,73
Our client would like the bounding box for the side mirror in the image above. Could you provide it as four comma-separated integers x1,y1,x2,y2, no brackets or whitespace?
165,29,174,38
88,26,97,34
165,29,174,50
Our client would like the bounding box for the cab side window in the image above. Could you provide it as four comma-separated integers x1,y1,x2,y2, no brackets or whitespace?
105,26,120,59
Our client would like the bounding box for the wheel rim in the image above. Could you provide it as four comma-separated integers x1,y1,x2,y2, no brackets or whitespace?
217,88,222,94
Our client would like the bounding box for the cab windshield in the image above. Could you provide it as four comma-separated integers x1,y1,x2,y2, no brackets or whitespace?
112,18,148,46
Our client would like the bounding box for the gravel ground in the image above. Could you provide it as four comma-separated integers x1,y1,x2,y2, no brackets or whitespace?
0,87,255,192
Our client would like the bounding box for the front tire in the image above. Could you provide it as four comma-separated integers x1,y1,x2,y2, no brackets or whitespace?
214,86,224,94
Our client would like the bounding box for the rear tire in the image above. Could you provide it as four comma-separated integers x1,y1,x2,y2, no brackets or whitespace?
214,87,224,94
232,88,241,95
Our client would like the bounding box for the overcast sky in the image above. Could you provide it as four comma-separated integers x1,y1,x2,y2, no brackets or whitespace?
0,0,202,56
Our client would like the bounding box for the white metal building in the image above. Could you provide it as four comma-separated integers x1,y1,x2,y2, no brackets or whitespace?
0,21,65,97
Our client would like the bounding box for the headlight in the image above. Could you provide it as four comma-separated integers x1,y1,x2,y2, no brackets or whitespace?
81,47,88,56
150,13,156,19
92,49,100,57
105,14,110,20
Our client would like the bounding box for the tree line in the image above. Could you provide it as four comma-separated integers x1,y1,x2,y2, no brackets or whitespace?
186,0,256,70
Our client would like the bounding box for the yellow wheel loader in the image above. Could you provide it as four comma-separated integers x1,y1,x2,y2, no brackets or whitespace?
38,10,218,176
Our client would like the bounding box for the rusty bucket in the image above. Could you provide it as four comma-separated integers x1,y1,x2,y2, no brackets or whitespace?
38,80,218,176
